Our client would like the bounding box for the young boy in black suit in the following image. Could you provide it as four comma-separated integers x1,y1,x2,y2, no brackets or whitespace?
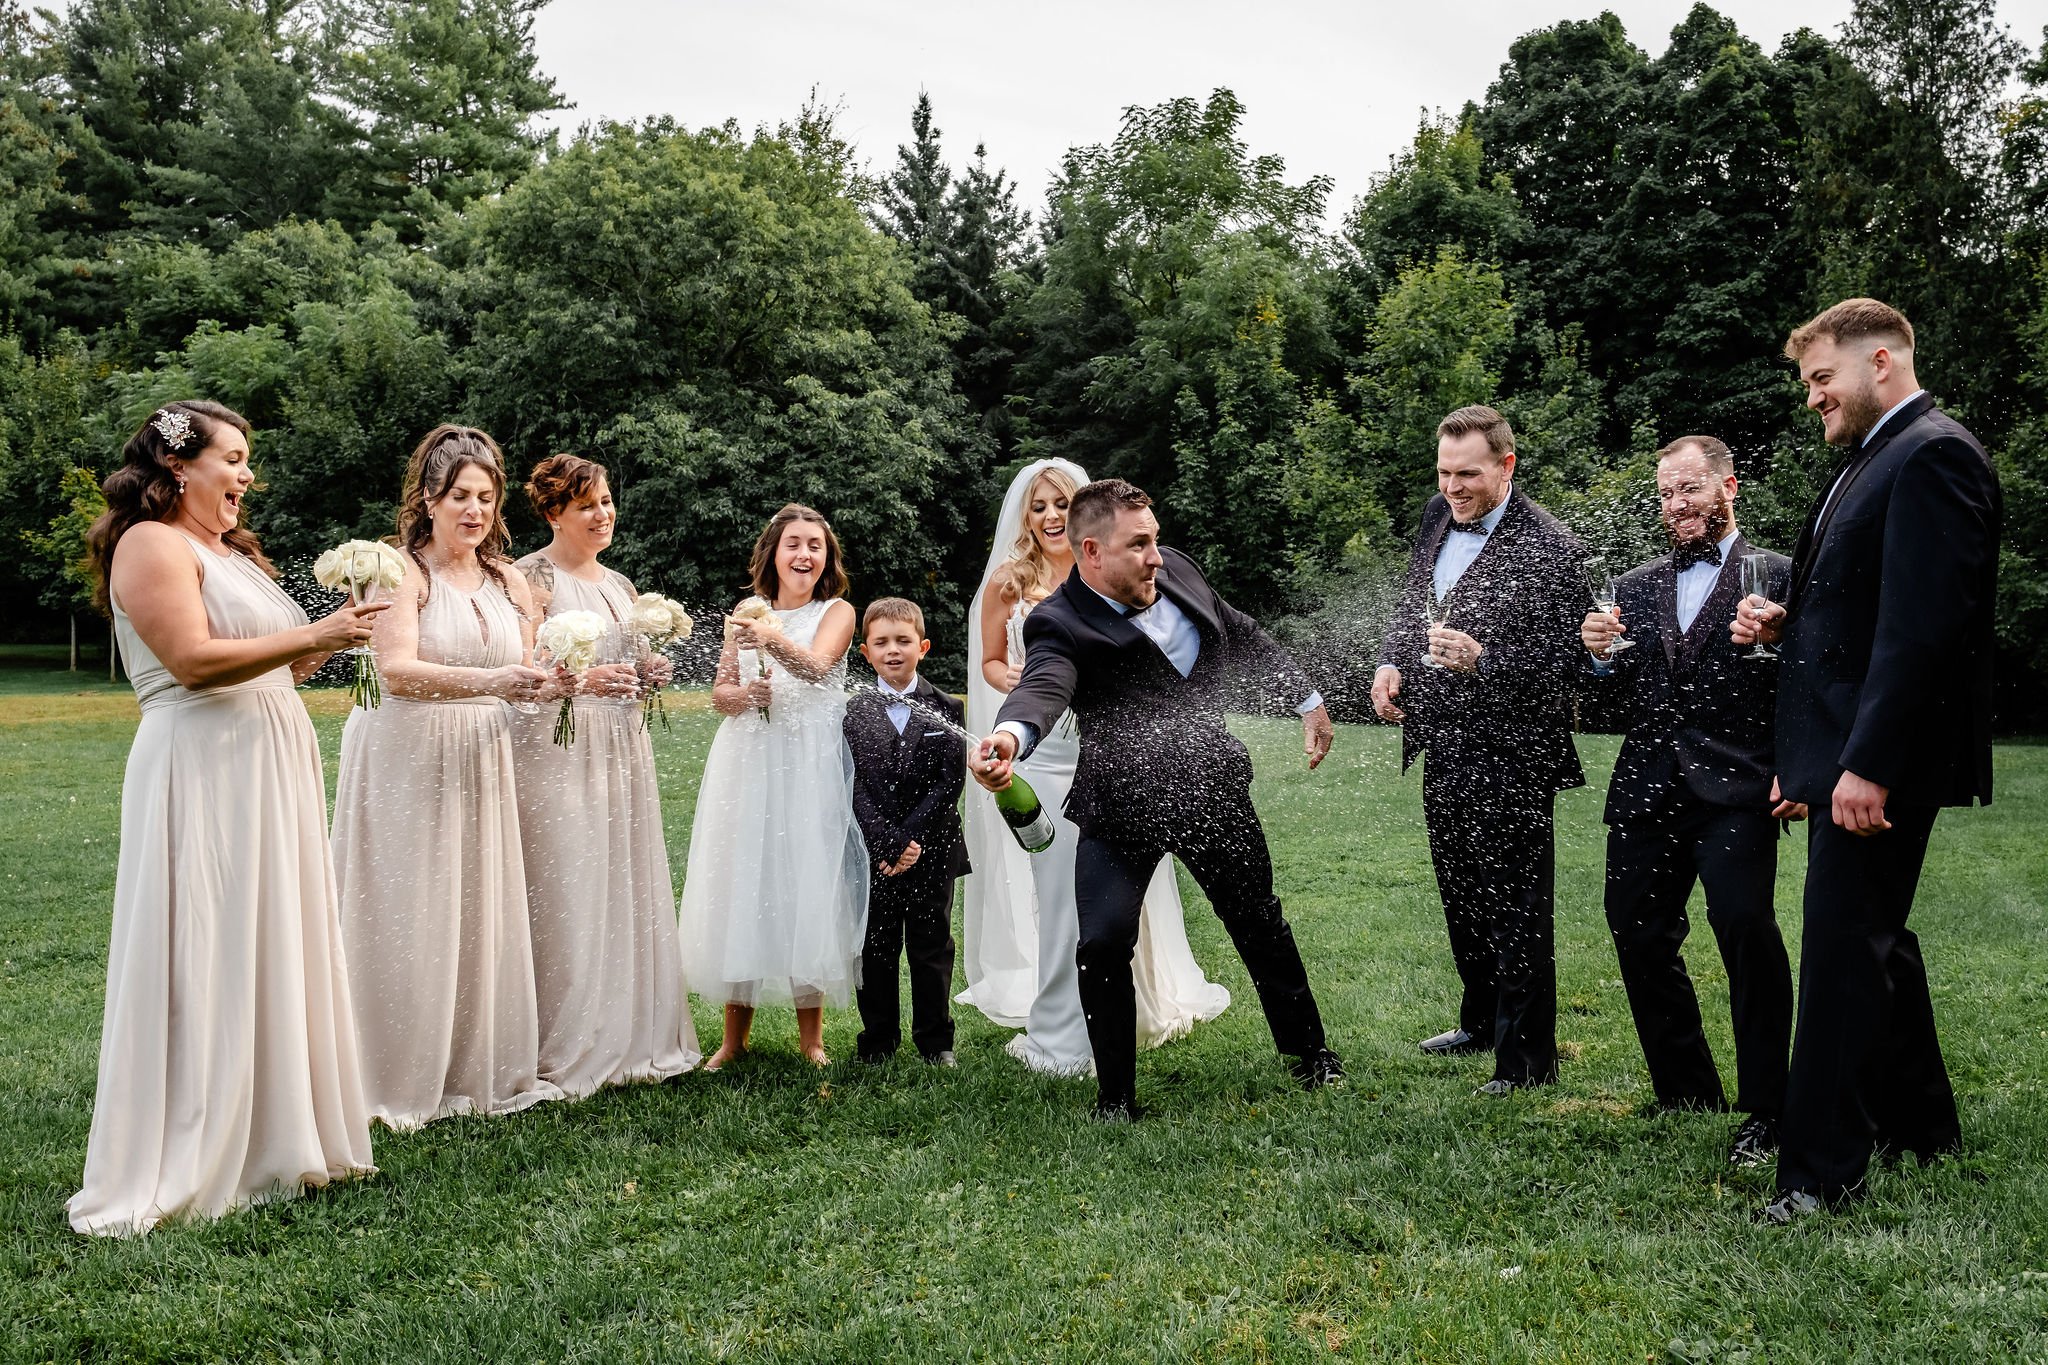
845,598,970,1066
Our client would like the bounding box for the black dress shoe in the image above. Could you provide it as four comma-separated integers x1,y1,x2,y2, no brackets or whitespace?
1091,1100,1144,1124
1418,1027,1490,1057
1290,1049,1346,1090
1727,1115,1779,1168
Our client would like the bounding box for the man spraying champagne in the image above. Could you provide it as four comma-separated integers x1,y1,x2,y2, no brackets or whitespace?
972,478,1341,1121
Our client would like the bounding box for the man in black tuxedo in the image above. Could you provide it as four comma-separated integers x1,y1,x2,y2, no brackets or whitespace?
1735,299,2001,1220
844,598,971,1066
971,478,1342,1120
1578,435,1795,1165
1371,405,1586,1094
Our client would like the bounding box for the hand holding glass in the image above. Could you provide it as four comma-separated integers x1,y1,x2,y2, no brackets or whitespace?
1422,590,1453,669
1739,553,1778,661
1583,558,1633,657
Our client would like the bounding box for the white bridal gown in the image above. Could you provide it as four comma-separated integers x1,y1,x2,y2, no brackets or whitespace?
677,597,869,1007
957,463,1232,1072
332,569,562,1128
69,534,374,1236
510,557,699,1095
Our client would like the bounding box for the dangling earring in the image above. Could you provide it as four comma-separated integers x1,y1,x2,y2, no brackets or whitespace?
175,478,187,496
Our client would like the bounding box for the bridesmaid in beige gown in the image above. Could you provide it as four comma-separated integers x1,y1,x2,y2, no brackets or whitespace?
332,425,562,1129
511,453,699,1096
69,401,381,1236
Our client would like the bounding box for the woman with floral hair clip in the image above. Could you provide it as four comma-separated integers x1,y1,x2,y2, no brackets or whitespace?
69,401,383,1235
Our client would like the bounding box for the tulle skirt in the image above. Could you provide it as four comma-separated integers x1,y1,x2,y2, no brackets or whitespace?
676,704,869,1007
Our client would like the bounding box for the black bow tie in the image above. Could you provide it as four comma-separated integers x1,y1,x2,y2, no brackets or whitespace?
1672,540,1723,571
1446,519,1488,535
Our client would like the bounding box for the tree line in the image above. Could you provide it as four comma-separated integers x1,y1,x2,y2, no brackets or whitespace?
3,0,2044,721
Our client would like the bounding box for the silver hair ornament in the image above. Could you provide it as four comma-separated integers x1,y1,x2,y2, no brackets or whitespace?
152,408,195,450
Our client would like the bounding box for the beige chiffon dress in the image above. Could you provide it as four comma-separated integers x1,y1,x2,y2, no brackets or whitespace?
332,568,562,1128
510,556,699,1097
68,533,374,1236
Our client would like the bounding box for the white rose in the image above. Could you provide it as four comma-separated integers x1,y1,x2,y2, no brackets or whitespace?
629,592,692,645
538,609,608,674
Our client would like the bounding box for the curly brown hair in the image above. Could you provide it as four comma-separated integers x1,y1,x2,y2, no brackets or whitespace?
85,401,273,614
747,503,849,604
526,452,608,522
395,424,512,596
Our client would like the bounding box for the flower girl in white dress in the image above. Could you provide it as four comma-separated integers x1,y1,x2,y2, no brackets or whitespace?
958,459,1231,1074
677,504,869,1069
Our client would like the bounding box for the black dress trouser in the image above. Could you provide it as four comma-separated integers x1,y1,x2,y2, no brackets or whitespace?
1779,803,1958,1202
1604,795,1792,1116
854,877,957,1060
1072,783,1327,1111
1421,766,1558,1087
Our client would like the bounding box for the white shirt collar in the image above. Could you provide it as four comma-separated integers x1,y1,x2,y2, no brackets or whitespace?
877,673,919,699
1083,577,1145,617
1864,389,1926,447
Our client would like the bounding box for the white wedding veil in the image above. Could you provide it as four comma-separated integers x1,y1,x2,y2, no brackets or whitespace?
955,458,1090,1024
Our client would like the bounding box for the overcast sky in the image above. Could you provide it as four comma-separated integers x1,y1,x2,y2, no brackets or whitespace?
531,1,2048,223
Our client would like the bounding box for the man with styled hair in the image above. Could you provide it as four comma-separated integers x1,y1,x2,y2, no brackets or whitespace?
1372,404,1588,1095
1580,434,1795,1167
1735,298,2001,1221
971,478,1342,1120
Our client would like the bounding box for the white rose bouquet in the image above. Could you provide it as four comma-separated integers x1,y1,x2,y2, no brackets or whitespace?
312,538,407,708
626,591,692,732
725,596,783,722
536,609,608,746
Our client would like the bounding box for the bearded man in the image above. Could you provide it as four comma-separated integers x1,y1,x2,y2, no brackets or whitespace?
1579,436,1795,1169
1733,298,2001,1222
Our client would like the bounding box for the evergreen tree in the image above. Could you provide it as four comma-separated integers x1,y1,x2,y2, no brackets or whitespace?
873,91,952,301
321,0,564,237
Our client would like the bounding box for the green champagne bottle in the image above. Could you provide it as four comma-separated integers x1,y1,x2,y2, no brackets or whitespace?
992,770,1056,853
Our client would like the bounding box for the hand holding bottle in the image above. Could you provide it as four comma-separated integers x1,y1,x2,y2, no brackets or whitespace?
973,732,1017,792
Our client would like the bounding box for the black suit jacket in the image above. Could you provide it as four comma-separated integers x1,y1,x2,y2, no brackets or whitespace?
1777,393,2000,809
1579,537,1789,824
844,677,970,888
994,546,1316,840
1377,489,1587,801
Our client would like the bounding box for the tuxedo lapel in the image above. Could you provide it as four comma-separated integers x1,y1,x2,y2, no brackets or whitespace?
1653,556,1681,668
1687,538,1746,649
1061,568,1150,651
1792,393,1935,604
1154,556,1221,647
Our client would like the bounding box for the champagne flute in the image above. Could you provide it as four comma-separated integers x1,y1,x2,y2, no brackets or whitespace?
1583,557,1633,657
1739,553,1779,661
1422,588,1453,669
511,640,548,715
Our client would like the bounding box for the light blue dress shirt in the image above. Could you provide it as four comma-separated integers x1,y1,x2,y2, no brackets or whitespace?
995,579,1321,760
1675,530,1741,634
1432,489,1513,602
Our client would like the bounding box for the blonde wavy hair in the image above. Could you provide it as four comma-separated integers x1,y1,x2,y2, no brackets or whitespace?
992,465,1081,604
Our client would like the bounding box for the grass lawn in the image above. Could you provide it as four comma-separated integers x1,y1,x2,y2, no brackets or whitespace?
2,660,2045,1362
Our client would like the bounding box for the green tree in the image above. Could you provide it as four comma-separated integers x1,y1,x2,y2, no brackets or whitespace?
1338,110,1521,329
456,117,980,659
320,0,564,237
873,92,952,302
1017,88,1338,605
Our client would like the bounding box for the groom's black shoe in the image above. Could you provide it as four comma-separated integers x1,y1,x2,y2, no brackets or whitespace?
1291,1049,1345,1090
1418,1028,1489,1057
1091,1100,1144,1124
